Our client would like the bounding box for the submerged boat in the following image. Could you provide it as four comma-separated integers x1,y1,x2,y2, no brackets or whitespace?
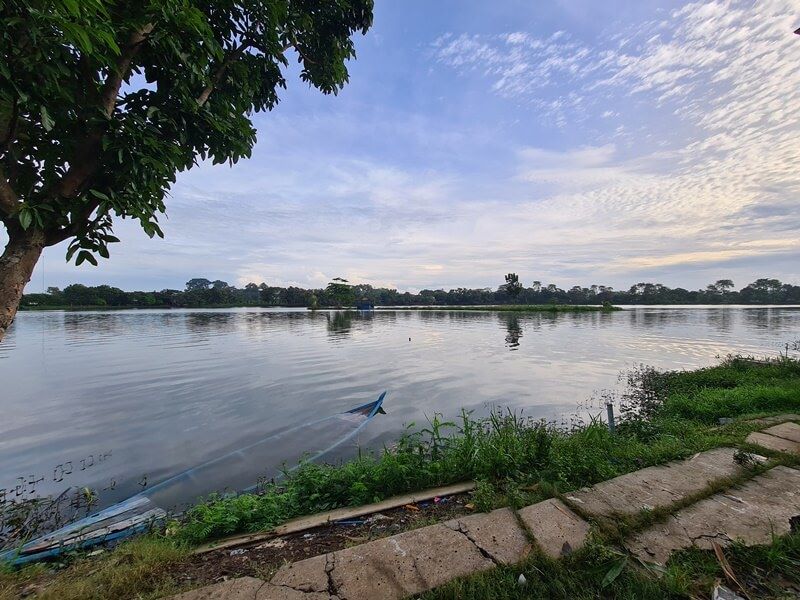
2,393,386,565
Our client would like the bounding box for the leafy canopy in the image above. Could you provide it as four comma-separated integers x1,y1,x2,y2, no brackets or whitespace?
0,0,373,264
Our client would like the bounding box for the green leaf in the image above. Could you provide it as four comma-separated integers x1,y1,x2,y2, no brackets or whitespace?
601,557,627,588
89,189,110,201
18,208,33,229
40,106,54,132
61,0,79,17
76,251,98,266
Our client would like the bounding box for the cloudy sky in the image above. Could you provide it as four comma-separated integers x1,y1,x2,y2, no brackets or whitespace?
26,0,800,293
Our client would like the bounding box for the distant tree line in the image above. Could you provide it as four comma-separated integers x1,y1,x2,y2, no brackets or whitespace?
19,276,800,309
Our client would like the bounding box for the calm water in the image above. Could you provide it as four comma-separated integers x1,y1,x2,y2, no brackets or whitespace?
1,306,798,508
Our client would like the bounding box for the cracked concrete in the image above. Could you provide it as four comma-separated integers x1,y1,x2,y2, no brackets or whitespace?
167,576,268,600
271,554,330,594
443,507,530,566
762,422,800,444
268,523,493,600
627,465,800,566
331,523,493,600
563,448,742,517
746,431,800,454
256,583,333,599
517,498,590,559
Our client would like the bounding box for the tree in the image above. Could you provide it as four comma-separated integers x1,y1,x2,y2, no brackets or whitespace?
503,272,522,301
325,277,355,308
714,279,734,294
0,0,374,340
185,278,212,292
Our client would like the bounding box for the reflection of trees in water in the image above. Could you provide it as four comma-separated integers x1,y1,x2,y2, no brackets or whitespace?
502,314,523,350
327,310,353,337
627,308,688,328
743,307,797,331
325,310,376,339
705,308,733,332
184,312,235,334
63,312,124,342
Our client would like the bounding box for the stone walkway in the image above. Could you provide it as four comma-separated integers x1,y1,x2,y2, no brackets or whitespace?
167,420,800,600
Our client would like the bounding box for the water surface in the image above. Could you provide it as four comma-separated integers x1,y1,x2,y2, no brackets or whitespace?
1,306,798,508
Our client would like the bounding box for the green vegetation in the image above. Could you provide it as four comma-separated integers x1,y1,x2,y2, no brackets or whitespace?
2,355,799,599
0,537,187,600
0,0,375,339
19,277,800,311
423,533,800,600
396,304,622,312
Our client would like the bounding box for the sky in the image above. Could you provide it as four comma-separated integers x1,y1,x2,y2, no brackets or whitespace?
23,0,800,293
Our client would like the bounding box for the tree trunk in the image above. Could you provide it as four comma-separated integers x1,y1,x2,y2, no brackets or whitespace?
0,227,44,342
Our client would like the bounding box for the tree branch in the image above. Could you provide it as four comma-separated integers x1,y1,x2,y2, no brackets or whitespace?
45,198,101,245
0,166,20,217
196,42,251,107
99,24,154,118
0,97,19,154
196,41,292,107
55,24,154,200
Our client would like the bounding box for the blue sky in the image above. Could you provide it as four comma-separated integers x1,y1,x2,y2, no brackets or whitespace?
26,0,800,292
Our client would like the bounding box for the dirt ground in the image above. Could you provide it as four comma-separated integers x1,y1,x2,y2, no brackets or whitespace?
170,492,474,587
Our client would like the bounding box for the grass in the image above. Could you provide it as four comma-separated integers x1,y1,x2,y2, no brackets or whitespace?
384,304,622,312
2,354,799,599
423,532,800,599
0,537,188,600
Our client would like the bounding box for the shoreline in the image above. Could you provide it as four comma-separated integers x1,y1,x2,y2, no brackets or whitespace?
2,354,799,599
18,303,800,313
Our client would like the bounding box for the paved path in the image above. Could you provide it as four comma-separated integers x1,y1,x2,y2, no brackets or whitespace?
627,465,800,565
167,420,800,600
563,447,742,517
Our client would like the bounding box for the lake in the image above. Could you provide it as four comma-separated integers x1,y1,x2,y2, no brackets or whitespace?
1,306,798,510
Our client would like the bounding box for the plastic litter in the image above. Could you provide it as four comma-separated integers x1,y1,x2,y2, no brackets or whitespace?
517,574,527,586
712,584,744,600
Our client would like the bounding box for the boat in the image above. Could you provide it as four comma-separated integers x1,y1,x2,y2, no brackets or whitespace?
1,392,386,566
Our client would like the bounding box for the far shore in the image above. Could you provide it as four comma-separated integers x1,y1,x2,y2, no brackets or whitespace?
376,304,621,312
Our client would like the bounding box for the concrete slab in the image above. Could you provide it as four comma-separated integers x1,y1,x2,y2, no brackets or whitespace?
563,448,741,517
328,524,493,600
627,466,800,566
270,554,330,594
443,507,530,565
517,498,590,559
747,414,800,426
166,577,266,600
270,523,493,600
256,583,332,599
762,422,800,444
746,431,800,455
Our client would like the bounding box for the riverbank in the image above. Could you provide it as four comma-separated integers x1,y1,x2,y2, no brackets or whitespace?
2,355,799,599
